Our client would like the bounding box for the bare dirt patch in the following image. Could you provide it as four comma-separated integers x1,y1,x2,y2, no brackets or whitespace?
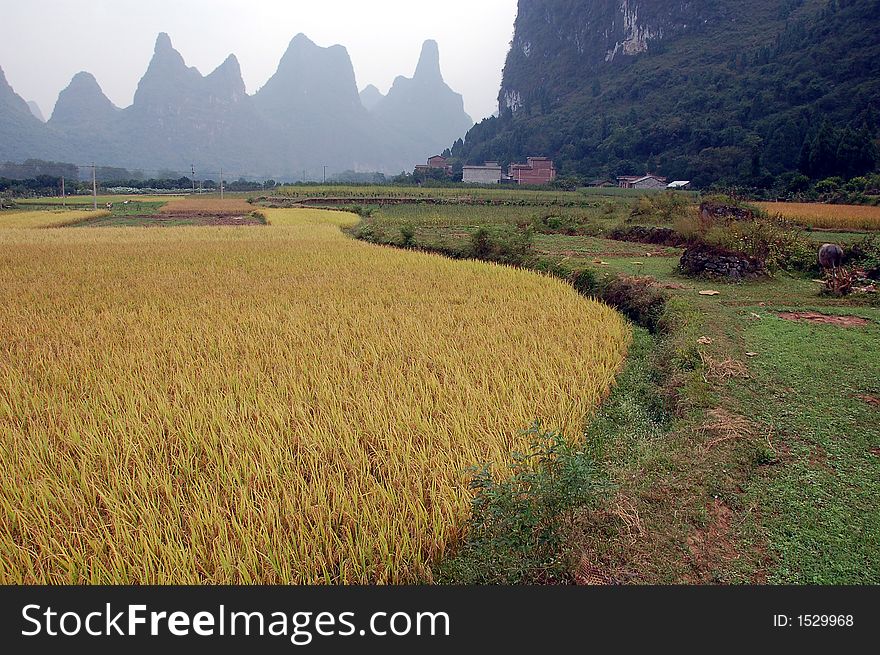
685,499,741,582
777,312,870,327
809,445,835,472
856,394,880,407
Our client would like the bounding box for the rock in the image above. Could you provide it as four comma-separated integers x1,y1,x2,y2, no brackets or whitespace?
680,244,766,280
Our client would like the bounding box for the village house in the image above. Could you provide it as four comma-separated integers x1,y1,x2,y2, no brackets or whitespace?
414,155,453,177
617,174,668,190
462,161,503,184
666,180,692,189
508,157,557,185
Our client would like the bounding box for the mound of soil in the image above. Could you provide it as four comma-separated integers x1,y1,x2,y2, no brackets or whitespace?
777,312,869,327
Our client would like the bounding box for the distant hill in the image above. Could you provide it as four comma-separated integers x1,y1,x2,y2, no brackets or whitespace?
452,0,880,187
359,85,385,111
0,33,472,177
26,101,44,122
0,66,56,162
368,40,473,162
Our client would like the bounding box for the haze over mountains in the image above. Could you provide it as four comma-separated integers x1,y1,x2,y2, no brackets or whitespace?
0,33,473,177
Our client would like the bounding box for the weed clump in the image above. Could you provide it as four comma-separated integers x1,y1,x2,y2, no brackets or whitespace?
468,226,535,267
437,423,611,584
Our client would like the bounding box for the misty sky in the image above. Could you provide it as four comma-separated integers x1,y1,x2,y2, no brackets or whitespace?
0,0,518,124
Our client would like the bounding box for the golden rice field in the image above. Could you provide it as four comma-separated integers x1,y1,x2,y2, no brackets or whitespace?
0,208,629,584
0,209,110,229
757,202,880,230
159,197,254,214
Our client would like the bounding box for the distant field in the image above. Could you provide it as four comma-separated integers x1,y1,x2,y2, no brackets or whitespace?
159,197,254,214
757,202,880,230
0,207,628,584
370,201,633,227
276,185,597,205
0,209,110,229
16,195,177,207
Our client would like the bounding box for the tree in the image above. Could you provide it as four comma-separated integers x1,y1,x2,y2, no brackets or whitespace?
835,126,863,178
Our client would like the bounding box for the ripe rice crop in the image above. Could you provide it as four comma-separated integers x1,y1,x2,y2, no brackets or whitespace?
159,197,254,214
17,195,175,207
0,208,629,584
756,202,880,230
0,209,110,229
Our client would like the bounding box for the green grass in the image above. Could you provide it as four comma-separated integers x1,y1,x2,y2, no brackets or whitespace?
732,311,880,584
347,190,880,584
276,184,611,207
802,230,873,244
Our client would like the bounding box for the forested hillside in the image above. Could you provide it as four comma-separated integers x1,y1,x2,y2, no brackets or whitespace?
452,0,880,188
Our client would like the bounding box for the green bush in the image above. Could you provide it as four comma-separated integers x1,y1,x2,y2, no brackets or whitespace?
602,276,668,333
846,234,880,279
437,422,610,584
712,218,816,273
629,191,692,224
399,223,416,248
467,226,535,267
569,268,601,297
532,211,600,236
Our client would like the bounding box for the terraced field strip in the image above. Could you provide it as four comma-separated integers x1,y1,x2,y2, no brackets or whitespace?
159,197,255,215
0,208,629,584
0,209,111,229
757,202,880,231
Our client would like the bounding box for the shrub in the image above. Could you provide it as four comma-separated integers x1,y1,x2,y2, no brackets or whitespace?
629,191,692,224
399,223,416,248
468,226,535,267
569,268,601,297
714,219,816,273
533,212,599,236
470,228,493,259
437,422,610,584
846,234,880,279
676,208,817,273
602,276,668,332
609,225,690,247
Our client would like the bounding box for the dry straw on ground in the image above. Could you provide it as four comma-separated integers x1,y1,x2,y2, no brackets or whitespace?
0,208,629,584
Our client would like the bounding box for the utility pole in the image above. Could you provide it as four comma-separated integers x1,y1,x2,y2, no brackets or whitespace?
191,164,196,195
220,167,224,200
323,165,327,184
199,180,203,195
61,176,65,207
91,163,97,210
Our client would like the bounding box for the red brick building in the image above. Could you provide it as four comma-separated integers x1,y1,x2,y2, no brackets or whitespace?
414,155,453,177
507,157,556,185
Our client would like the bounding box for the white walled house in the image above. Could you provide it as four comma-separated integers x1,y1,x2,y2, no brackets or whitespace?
462,162,503,184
